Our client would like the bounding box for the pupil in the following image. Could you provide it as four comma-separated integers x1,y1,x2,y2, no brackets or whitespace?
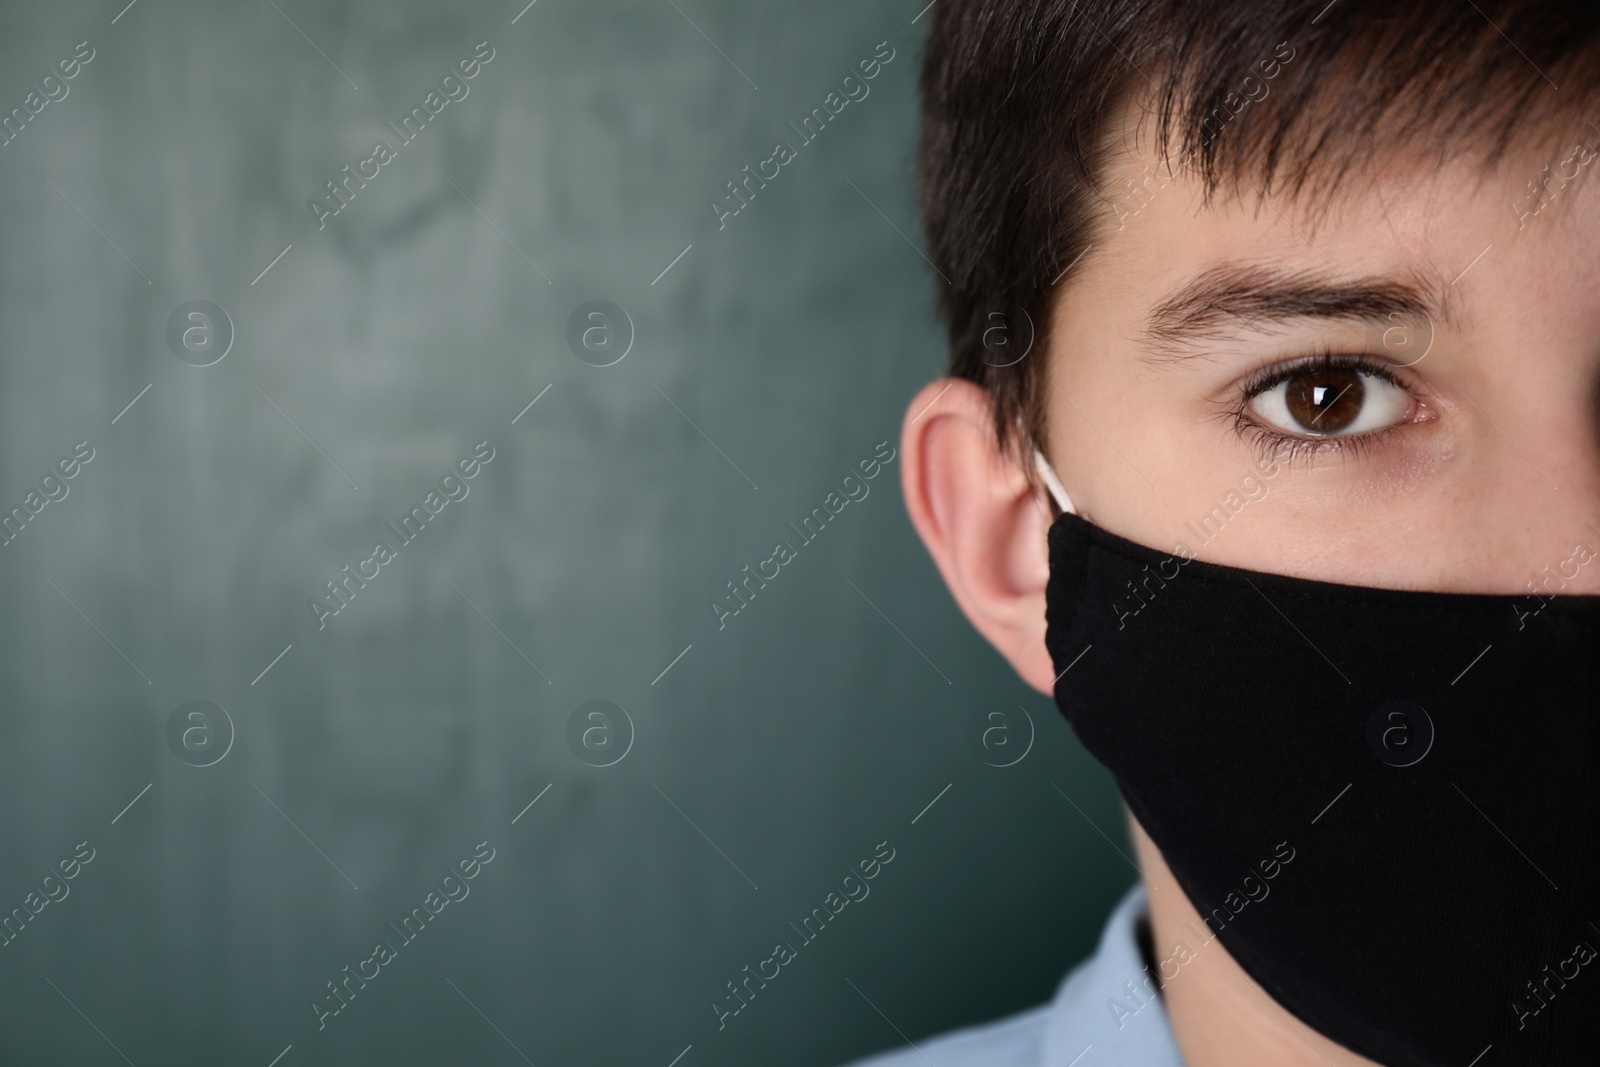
1286,368,1363,433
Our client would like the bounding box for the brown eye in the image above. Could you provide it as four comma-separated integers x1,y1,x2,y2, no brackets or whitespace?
1247,362,1415,439
1285,368,1363,432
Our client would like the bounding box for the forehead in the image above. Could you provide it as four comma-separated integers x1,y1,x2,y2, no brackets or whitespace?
1057,118,1600,354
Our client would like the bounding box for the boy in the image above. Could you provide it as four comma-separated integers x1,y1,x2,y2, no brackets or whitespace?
849,2,1600,1064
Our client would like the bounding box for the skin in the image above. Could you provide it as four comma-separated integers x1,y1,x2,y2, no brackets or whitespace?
900,106,1600,1065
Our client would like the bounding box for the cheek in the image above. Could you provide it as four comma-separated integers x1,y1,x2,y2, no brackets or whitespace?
1040,342,1175,533
1189,433,1457,574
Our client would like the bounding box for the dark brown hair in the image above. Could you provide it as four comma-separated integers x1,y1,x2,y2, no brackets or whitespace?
917,0,1600,466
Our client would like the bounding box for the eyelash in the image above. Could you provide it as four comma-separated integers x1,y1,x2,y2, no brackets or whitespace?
1226,349,1416,465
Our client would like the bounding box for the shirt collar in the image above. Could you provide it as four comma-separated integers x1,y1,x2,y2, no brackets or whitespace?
1041,881,1187,1066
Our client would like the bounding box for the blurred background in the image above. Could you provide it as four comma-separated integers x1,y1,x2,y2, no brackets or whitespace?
0,1,1133,1064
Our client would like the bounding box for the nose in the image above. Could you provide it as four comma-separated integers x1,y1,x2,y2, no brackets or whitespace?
1455,354,1600,597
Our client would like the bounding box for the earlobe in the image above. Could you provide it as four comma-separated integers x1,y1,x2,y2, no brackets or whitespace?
900,379,1059,695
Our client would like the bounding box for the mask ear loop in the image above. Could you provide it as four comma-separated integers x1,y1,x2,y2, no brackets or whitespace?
1032,446,1076,516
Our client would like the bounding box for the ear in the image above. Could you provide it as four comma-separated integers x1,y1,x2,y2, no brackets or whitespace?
900,378,1057,696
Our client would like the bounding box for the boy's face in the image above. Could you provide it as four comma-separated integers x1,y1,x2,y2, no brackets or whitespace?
1047,128,1600,593
901,115,1600,695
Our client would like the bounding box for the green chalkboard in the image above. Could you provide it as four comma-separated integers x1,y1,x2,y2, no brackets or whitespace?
0,1,1132,1064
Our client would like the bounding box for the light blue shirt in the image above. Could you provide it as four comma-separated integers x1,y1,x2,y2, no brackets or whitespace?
841,884,1186,1067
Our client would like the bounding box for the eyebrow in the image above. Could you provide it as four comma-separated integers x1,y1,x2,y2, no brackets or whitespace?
1139,262,1461,362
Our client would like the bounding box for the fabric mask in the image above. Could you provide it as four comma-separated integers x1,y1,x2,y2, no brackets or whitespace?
1033,450,1599,1066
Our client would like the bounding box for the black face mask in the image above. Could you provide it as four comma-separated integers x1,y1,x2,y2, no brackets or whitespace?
1040,507,1599,1066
